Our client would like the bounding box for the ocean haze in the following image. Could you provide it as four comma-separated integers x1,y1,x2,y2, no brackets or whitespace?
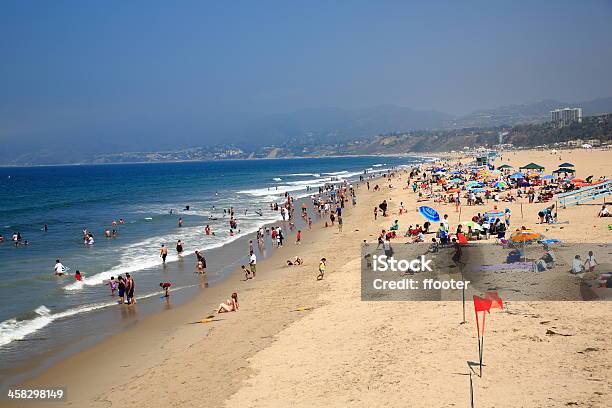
1,1,611,162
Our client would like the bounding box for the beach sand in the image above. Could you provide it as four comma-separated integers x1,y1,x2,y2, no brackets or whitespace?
9,148,611,408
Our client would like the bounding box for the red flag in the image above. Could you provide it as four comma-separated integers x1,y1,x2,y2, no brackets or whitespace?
485,291,504,310
473,295,492,313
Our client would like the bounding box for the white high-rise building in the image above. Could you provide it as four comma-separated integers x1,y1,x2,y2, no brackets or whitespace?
550,107,583,126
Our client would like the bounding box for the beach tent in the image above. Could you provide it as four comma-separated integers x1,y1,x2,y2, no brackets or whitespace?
519,163,545,171
497,164,513,170
553,168,575,174
559,162,574,168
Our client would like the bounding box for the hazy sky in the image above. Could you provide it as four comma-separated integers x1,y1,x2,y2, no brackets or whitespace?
1,0,612,153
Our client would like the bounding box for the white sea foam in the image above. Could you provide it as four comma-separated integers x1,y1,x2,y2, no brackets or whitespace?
0,286,196,348
64,214,278,291
272,177,282,181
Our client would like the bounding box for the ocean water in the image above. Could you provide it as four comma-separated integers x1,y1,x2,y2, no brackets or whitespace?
0,156,424,374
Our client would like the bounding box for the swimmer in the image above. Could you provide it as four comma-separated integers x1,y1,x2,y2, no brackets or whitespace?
54,259,66,276
176,239,184,255
74,270,82,281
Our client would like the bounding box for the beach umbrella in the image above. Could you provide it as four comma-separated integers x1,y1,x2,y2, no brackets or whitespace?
462,220,484,231
571,178,585,183
447,188,460,193
484,211,504,219
509,229,542,245
494,181,508,189
471,187,486,193
449,178,463,183
498,164,513,170
509,172,525,179
466,181,481,186
574,182,591,187
418,206,440,222
539,238,561,245
559,162,574,167
542,175,554,180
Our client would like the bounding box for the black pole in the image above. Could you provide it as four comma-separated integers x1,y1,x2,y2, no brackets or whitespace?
479,335,484,378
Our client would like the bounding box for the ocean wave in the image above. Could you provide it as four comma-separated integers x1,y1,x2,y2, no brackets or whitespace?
0,286,196,348
64,215,278,291
272,177,282,181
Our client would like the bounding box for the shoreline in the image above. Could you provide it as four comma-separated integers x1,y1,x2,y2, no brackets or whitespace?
4,148,611,407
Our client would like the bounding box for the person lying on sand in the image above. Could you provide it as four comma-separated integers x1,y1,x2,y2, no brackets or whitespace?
218,292,239,313
286,256,303,266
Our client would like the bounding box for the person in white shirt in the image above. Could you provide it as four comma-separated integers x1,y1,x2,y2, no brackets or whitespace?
571,255,584,274
598,205,610,217
54,259,66,276
249,251,257,278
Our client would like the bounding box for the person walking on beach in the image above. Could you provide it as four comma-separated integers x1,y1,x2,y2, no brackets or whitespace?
295,229,302,245
160,244,168,264
176,239,184,256
126,273,136,304
195,250,206,274
108,276,117,296
317,258,327,280
249,251,257,278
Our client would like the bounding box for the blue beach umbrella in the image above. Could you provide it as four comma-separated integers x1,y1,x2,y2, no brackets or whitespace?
418,206,440,222
542,175,554,180
509,172,525,179
471,188,486,193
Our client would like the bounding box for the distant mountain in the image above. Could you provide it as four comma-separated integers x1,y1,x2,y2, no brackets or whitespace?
237,105,452,148
447,97,612,128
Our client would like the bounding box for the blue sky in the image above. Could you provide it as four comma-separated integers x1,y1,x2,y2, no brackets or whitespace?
1,0,611,152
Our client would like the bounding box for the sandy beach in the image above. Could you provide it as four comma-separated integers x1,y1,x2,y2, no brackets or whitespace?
8,148,611,408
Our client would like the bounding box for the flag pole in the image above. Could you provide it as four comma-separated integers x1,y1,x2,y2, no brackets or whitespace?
479,312,486,377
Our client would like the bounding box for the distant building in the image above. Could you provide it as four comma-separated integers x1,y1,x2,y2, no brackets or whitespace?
550,107,582,126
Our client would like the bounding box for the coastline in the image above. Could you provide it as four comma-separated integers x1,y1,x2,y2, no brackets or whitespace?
4,148,611,407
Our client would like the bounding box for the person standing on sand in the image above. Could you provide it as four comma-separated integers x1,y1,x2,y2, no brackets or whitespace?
160,244,168,263
249,251,257,277
317,258,326,280
374,207,378,220
295,229,301,245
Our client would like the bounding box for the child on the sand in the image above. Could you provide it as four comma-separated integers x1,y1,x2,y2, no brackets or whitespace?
241,265,251,280
317,258,326,280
